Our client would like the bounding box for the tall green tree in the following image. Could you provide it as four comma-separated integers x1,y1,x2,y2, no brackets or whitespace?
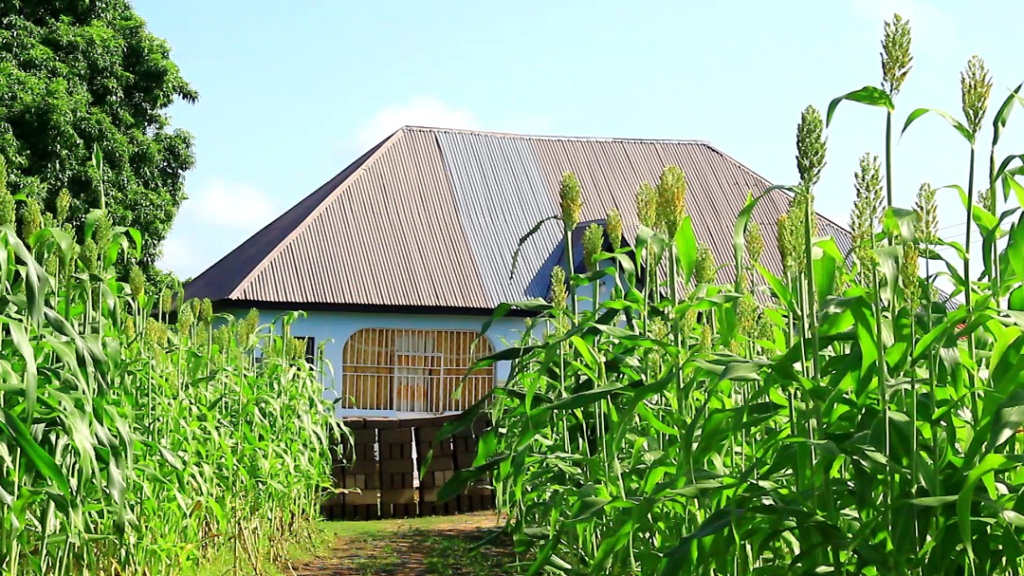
0,0,197,268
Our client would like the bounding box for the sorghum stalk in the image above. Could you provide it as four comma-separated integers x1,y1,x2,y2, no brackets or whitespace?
881,13,912,211
637,183,657,338
901,242,920,492
583,222,610,481
559,172,583,318
961,55,992,420
607,209,623,301
796,104,834,566
915,183,940,492
852,152,890,536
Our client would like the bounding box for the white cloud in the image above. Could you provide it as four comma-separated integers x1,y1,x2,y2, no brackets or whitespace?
156,234,193,277
355,96,479,149
157,179,280,278
180,178,278,230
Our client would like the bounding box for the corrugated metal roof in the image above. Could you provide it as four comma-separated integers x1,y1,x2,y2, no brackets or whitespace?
184,126,856,310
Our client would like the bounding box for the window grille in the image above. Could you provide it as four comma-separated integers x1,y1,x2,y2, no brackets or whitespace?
340,328,495,413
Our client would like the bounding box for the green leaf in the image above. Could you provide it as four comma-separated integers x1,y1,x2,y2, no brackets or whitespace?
6,322,37,420
675,215,697,284
958,454,1010,559
902,108,974,144
732,190,768,291
1004,173,1024,208
993,82,1023,147
755,262,793,311
882,207,918,243
2,409,71,496
987,389,1024,452
1009,220,1024,282
568,496,610,523
84,209,105,241
826,86,894,127
437,454,506,502
1009,286,1024,311
548,384,627,411
908,495,958,507
660,508,744,574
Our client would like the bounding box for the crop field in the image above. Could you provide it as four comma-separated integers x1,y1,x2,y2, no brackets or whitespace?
0,164,342,574
5,10,1024,576
437,15,1024,576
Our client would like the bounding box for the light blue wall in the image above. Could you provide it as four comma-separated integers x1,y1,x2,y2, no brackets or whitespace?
232,308,538,418
228,265,621,419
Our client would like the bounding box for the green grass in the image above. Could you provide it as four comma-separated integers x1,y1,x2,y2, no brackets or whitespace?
251,514,523,576
325,516,518,576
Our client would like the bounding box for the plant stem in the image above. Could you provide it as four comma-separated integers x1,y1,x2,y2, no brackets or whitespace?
965,146,978,420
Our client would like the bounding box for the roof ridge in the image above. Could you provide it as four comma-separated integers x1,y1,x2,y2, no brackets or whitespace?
401,125,712,146
699,141,854,234
225,128,406,299
182,128,402,302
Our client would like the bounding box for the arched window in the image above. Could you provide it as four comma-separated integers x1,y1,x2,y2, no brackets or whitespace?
341,328,495,413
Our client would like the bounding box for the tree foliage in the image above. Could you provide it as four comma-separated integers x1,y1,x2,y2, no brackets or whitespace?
0,0,197,269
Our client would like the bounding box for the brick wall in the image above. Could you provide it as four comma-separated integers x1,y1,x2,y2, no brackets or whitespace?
322,415,495,520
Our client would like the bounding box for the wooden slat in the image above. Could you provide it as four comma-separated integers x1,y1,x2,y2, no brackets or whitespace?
341,328,496,412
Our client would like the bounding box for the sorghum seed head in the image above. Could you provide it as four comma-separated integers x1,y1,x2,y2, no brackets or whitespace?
550,265,568,311
213,326,231,351
784,192,812,272
559,172,583,232
745,220,765,265
160,287,173,311
238,309,260,344
961,55,992,135
795,106,827,189
901,243,920,307
695,243,716,285
177,299,195,332
851,152,884,268
200,298,214,325
606,209,623,252
683,308,698,336
56,189,72,224
914,183,939,245
636,182,658,230
583,223,604,271
95,212,113,250
44,252,58,276
81,238,99,274
700,324,713,352
738,295,759,336
881,14,913,96
656,166,687,235
21,197,42,239
0,158,13,227
776,213,793,276
129,266,146,301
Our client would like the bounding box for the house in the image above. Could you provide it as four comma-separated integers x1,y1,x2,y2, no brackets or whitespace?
183,126,854,418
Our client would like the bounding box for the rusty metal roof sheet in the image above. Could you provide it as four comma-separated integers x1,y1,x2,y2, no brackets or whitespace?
184,126,855,310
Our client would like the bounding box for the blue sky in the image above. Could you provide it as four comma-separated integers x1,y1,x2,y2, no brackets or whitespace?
135,0,1024,280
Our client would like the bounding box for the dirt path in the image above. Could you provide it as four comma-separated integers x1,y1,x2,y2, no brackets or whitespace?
289,512,518,576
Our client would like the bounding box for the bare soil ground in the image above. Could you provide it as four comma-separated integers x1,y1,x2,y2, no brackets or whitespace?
288,512,521,576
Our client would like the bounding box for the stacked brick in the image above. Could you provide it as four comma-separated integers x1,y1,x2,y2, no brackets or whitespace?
379,424,417,518
415,419,458,516
319,416,380,520
322,414,495,521
452,416,495,512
